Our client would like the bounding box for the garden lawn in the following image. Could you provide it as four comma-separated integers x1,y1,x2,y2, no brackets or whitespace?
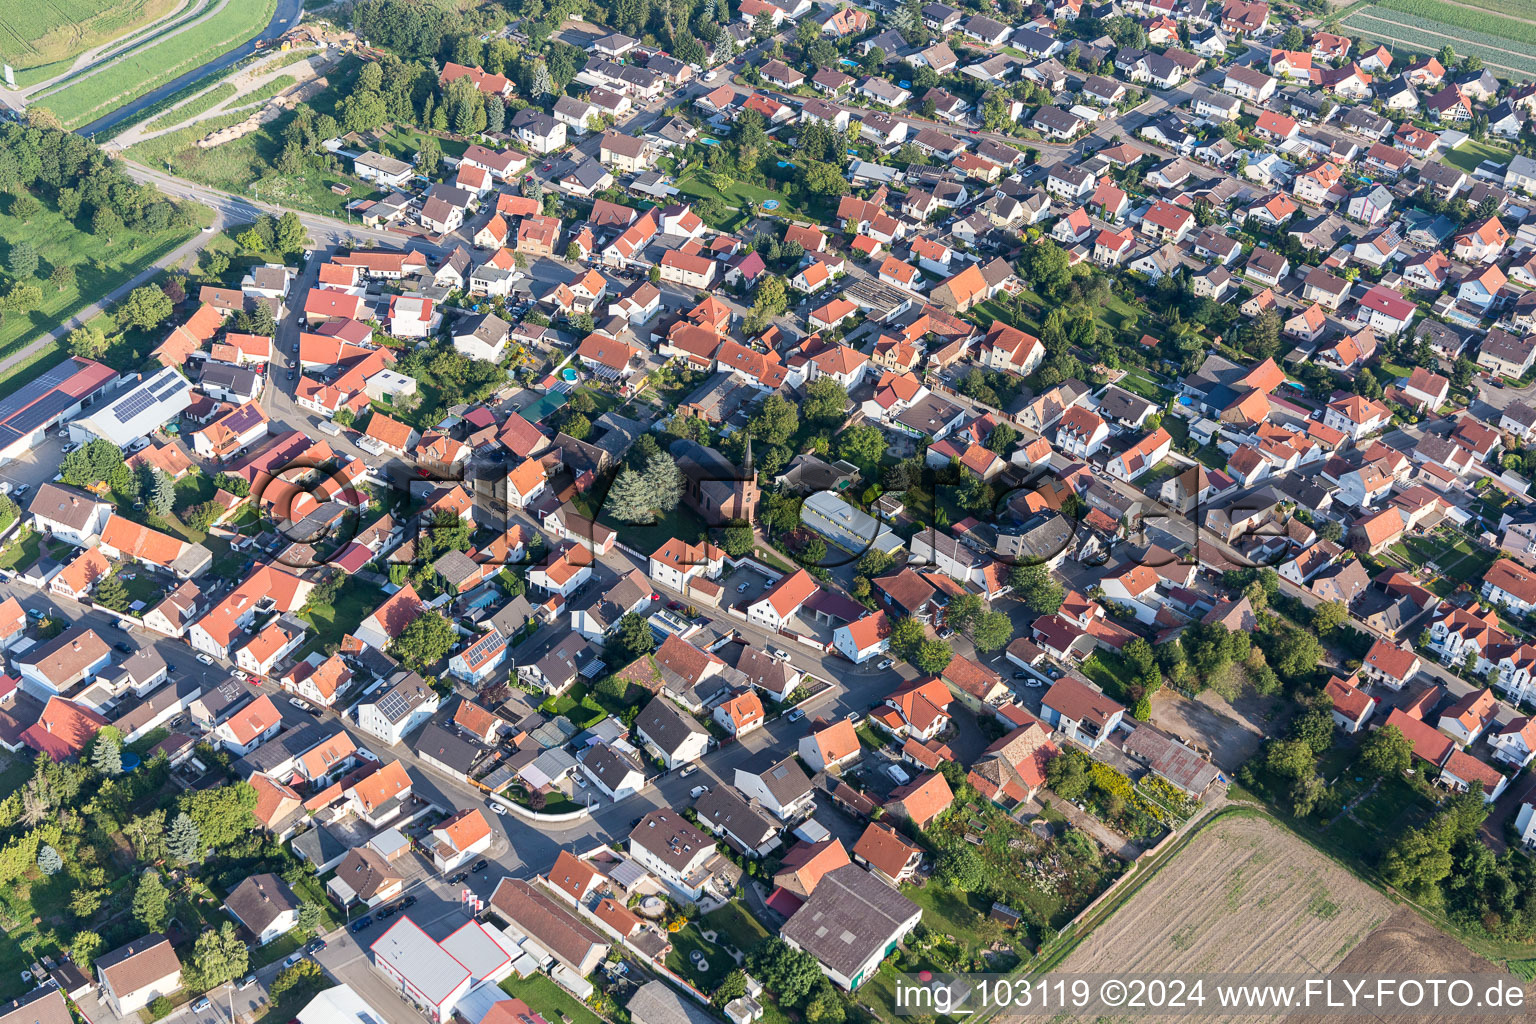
666,920,737,993
499,974,604,1024
0,199,204,369
1080,650,1140,705
595,502,708,552
299,575,378,647
702,902,771,956
376,125,468,161
1442,139,1516,174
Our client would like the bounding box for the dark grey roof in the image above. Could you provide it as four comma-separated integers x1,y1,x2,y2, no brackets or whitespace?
693,786,779,850
225,873,299,935
291,822,349,867
739,753,812,806
627,982,721,1024
580,741,644,789
416,721,482,773
634,697,708,754
780,864,920,977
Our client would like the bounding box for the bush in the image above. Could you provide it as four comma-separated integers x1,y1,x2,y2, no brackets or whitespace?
149,998,174,1020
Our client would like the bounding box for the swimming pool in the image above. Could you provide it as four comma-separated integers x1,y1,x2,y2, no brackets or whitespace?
699,137,721,146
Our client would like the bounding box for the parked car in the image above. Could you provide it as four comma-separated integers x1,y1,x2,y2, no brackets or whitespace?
401,895,418,908
350,917,371,933
490,802,506,815
690,785,708,798
191,998,212,1013
11,484,28,499
283,953,306,968
288,697,309,711
237,975,256,990
471,859,488,873
377,905,396,920
1013,672,1030,680
846,711,863,725
736,582,750,593
114,642,133,654
232,669,248,680
875,659,894,670
450,871,469,883
785,708,806,722
196,654,214,665
306,938,327,954
679,764,698,778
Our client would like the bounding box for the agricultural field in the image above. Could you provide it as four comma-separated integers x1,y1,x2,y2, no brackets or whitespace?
1343,2,1536,79
1284,909,1528,1024
34,0,278,130
0,0,179,83
1061,815,1392,1013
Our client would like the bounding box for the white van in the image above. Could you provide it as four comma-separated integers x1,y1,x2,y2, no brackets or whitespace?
317,421,343,436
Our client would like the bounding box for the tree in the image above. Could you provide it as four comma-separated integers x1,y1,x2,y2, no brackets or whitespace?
270,959,324,1007
133,870,171,932
1382,818,1455,900
1318,520,1343,543
969,610,1013,653
92,206,122,241
747,939,824,1007
1012,564,1065,614
744,275,788,335
66,323,107,359
91,733,122,776
188,922,249,992
297,902,323,933
1360,723,1413,777
1439,44,1457,70
936,844,985,889
609,613,657,666
723,524,753,558
116,284,174,332
167,811,203,863
1282,25,1305,50
564,412,591,440
275,211,307,254
985,422,1020,454
389,612,457,670
750,394,798,446
647,451,683,512
149,468,174,517
70,886,105,919
8,241,38,279
912,639,952,674
803,377,848,424
179,781,258,849
1046,749,1091,800
37,844,62,875
1269,627,1323,680
9,194,40,221
93,573,130,613
947,593,984,632
836,424,885,464
607,468,657,523
70,931,105,970
1311,600,1347,633
187,500,222,532
49,263,75,293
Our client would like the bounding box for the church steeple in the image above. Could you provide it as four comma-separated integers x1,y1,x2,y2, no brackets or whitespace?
744,430,754,473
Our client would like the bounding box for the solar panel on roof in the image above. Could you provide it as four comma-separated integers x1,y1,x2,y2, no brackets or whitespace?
8,391,80,435
0,359,74,421
378,690,411,721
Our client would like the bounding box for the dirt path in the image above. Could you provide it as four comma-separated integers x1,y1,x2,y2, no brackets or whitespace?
1344,10,1536,78
1037,789,1147,860
110,48,330,148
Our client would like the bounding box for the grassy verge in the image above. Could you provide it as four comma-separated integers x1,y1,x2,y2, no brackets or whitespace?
145,82,239,132
36,0,280,129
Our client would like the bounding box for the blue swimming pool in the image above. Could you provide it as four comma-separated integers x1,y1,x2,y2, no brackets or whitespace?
699,137,721,146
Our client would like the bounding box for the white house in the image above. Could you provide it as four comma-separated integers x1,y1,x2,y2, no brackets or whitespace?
833,610,892,664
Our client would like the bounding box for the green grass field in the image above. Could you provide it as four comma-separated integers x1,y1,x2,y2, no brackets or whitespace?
0,194,204,372
35,0,278,129
0,0,181,81
1442,139,1516,174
